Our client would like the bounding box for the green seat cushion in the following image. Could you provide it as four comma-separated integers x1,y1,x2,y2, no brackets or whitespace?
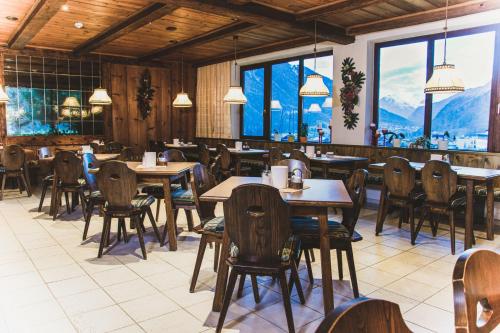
229,234,300,262
291,217,362,242
141,183,182,196
132,194,155,208
202,216,224,233
450,194,466,208
473,186,500,201
171,187,194,203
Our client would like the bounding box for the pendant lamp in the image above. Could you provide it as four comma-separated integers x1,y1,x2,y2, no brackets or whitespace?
62,58,81,117
424,0,464,94
224,36,247,105
89,54,112,105
173,55,193,108
307,103,322,112
271,100,283,110
0,85,9,103
300,20,330,97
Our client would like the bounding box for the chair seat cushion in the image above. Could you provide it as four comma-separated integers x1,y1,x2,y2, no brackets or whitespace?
141,183,182,196
171,187,194,203
450,194,467,208
42,174,54,183
471,186,500,201
291,217,362,242
132,194,155,208
201,216,224,233
229,234,299,263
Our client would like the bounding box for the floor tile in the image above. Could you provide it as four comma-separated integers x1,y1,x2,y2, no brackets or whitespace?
120,294,180,322
404,303,454,333
71,305,134,333
58,288,115,316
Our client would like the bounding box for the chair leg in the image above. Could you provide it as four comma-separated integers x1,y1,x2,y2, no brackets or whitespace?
278,271,295,333
145,207,162,243
155,198,161,222
398,207,404,229
53,189,62,221
135,216,147,259
250,275,260,304
290,260,305,304
64,192,71,215
17,176,22,193
20,174,31,197
98,215,111,258
83,201,95,240
1,174,6,201
117,218,122,242
121,219,129,243
309,249,315,262
336,249,343,280
413,207,427,244
409,204,416,245
449,211,456,255
346,245,359,298
214,242,220,272
190,234,208,293
237,273,246,298
303,248,314,284
185,209,194,232
216,269,239,333
38,181,48,212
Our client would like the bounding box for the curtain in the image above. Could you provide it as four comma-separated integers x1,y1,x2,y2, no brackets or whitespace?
196,62,232,138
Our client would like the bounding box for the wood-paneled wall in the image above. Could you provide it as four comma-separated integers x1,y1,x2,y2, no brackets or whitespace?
103,61,196,151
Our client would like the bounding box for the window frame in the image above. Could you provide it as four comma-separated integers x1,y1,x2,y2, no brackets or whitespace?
239,50,333,141
373,24,500,152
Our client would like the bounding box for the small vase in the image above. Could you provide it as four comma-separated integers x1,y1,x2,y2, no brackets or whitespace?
299,137,307,143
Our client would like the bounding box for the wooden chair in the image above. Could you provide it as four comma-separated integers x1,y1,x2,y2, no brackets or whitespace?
96,161,161,259
292,169,368,298
453,249,500,333
217,184,305,333
0,145,31,200
375,156,424,244
189,164,224,292
118,147,139,161
105,141,124,153
198,143,211,167
37,146,54,212
216,143,250,178
315,297,411,333
414,160,466,254
141,149,196,232
52,151,87,220
81,153,106,240
277,158,312,179
289,149,310,169
89,143,101,154
269,147,284,166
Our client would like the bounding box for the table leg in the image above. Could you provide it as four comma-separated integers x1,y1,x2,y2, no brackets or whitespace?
322,165,328,179
318,207,334,314
49,174,58,216
161,177,178,251
464,179,475,250
375,185,387,235
235,157,241,176
486,181,494,241
212,230,231,312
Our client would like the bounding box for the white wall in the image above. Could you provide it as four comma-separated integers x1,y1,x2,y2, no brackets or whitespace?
237,9,500,144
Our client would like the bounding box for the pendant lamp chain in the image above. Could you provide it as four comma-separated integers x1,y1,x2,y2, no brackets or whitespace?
313,20,317,72
443,0,449,64
181,54,184,93
233,36,238,83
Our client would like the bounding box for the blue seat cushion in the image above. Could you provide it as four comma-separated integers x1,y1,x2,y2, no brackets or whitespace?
171,187,194,203
202,216,224,233
142,183,182,196
132,194,155,208
291,217,362,241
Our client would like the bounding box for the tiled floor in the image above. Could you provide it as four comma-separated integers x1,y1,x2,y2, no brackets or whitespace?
0,188,499,333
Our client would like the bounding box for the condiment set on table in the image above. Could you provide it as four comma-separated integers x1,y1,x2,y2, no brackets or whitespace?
262,165,304,190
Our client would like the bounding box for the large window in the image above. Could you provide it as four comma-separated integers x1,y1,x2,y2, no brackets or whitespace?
4,55,105,136
241,51,333,142
374,25,499,151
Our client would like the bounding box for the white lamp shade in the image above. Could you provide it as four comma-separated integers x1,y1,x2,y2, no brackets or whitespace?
425,63,464,94
89,88,112,105
299,74,330,97
271,100,282,110
172,92,193,108
307,103,322,112
0,85,9,103
224,86,247,104
321,97,332,108
60,108,71,118
62,96,80,108
91,106,103,115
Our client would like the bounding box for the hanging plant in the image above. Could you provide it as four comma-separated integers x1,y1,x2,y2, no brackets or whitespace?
137,69,155,119
340,57,365,130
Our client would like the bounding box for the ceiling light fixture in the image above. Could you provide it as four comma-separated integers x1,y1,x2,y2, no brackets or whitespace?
166,26,177,31
74,21,84,29
299,20,330,97
424,0,464,94
61,4,69,11
172,55,193,108
89,54,112,105
223,36,247,105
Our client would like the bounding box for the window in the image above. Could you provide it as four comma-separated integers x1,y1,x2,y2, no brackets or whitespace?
240,51,333,142
4,55,105,136
374,25,499,151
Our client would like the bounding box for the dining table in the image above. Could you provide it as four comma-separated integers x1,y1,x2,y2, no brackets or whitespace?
369,162,500,249
88,161,197,251
208,147,269,175
284,153,368,178
200,176,353,314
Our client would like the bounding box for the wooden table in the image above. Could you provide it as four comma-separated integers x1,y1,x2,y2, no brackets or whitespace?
285,153,368,178
43,153,120,163
89,161,197,251
369,162,500,249
165,144,198,150
200,176,353,314
209,148,269,175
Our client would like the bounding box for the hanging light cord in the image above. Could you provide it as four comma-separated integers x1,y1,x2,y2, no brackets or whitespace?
233,36,238,83
313,20,317,71
180,55,184,93
443,0,449,64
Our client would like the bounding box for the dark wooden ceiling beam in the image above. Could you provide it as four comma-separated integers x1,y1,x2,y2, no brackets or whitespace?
347,0,500,35
296,0,385,22
194,36,315,67
139,21,257,61
7,0,67,49
160,0,354,44
73,2,178,55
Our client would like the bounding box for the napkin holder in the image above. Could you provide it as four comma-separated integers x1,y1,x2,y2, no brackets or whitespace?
288,168,303,190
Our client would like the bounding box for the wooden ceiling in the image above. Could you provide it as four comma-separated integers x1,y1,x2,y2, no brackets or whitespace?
0,0,498,65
